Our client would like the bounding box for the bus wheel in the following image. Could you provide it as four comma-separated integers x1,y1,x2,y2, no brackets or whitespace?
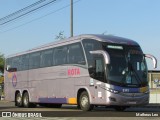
79,91,94,111
15,92,22,107
22,92,36,108
114,106,126,111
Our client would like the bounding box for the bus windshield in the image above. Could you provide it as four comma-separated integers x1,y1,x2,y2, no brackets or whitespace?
105,44,148,87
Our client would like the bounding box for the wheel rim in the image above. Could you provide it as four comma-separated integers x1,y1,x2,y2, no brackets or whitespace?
24,94,29,106
17,94,21,104
81,95,89,108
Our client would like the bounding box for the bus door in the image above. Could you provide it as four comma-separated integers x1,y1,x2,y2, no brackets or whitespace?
91,56,106,104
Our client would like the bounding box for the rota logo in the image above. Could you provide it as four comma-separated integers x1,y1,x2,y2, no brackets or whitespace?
68,68,80,76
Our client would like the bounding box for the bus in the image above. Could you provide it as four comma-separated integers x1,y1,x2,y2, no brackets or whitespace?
4,34,157,111
0,72,4,100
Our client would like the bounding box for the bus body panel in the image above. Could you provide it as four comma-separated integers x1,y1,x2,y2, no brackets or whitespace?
5,65,90,104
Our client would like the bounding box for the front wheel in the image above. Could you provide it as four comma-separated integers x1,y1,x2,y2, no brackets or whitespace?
79,91,94,111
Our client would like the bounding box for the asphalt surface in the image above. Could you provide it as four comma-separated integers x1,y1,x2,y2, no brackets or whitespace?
0,100,160,119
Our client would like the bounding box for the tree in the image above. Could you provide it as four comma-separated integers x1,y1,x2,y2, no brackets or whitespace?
55,31,66,41
0,53,5,73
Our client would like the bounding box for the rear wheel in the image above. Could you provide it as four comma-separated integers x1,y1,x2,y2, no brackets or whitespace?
22,92,36,108
15,92,22,107
79,91,94,111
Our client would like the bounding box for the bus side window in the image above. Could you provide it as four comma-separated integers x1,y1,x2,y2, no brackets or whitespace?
11,57,19,71
96,59,103,73
82,39,102,68
54,46,68,65
18,56,22,71
88,56,105,82
95,58,105,81
82,39,104,82
41,49,53,67
22,54,29,70
6,58,12,70
68,43,86,65
29,52,40,69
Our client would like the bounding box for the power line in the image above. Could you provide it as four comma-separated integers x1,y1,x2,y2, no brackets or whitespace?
0,0,58,25
0,0,47,22
0,0,82,34
0,0,59,26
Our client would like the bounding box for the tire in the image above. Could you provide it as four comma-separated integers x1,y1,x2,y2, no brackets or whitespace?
15,92,22,107
79,91,94,111
114,106,126,111
22,92,36,108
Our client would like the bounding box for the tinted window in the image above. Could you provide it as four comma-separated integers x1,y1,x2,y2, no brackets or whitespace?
41,49,53,67
95,58,105,81
29,52,40,69
82,39,102,67
83,39,105,82
54,46,68,65
68,43,85,65
12,57,19,70
6,58,12,68
6,55,29,71
18,56,22,71
20,54,29,70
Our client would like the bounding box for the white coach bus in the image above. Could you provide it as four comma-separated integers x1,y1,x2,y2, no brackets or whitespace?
4,34,157,111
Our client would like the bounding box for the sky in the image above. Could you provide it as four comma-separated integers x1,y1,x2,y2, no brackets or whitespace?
0,0,160,70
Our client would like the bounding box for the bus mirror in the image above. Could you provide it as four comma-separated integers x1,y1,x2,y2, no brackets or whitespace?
6,67,17,72
145,54,157,69
90,50,110,64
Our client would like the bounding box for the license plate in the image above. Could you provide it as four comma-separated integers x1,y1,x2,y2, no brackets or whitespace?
127,101,137,104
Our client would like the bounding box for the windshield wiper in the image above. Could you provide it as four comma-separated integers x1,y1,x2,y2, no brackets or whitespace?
128,62,143,85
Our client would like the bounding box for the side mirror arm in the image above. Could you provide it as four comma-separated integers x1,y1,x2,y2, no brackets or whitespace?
90,50,110,64
145,54,157,69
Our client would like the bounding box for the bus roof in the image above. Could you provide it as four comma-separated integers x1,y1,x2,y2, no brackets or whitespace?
81,34,139,45
7,34,139,58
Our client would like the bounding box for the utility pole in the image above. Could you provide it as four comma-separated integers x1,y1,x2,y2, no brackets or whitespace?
70,0,73,37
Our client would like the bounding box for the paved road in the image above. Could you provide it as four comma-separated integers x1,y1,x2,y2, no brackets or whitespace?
0,101,160,120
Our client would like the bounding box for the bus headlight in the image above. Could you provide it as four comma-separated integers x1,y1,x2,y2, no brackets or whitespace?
106,88,119,94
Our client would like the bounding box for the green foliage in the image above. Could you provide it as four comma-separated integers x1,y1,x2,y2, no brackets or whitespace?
0,53,5,73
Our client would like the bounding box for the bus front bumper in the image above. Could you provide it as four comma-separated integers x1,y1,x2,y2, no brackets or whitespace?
106,91,149,106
